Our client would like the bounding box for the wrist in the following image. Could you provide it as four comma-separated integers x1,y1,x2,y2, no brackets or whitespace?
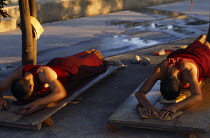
172,104,179,111
136,92,152,107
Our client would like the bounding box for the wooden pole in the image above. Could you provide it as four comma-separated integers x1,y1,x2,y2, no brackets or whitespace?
29,0,37,65
29,0,37,18
19,0,34,65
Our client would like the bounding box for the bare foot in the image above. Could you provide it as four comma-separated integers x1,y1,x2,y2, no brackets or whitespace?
86,49,96,53
197,34,206,44
204,41,210,49
89,49,96,52
93,50,105,60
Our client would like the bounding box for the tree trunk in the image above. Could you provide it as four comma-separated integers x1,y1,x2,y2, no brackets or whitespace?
29,0,37,65
19,0,34,65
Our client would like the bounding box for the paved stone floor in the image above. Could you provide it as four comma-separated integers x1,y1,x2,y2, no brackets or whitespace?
0,0,210,137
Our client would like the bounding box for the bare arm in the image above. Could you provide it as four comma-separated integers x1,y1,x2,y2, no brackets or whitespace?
0,67,23,93
159,68,202,119
20,67,67,113
171,34,208,110
0,67,23,109
135,61,165,116
173,69,202,110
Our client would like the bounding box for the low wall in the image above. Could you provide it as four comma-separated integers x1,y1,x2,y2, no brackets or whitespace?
5,0,185,28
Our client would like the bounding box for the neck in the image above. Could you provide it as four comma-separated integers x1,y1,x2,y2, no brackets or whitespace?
168,66,180,79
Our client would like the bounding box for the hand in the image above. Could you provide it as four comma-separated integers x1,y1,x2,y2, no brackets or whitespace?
0,98,8,110
141,105,157,117
158,105,177,120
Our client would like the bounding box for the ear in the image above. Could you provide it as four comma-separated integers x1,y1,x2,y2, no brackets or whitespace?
30,85,34,90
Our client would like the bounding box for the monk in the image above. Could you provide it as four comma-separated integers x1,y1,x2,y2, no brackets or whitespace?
135,34,210,120
0,49,107,113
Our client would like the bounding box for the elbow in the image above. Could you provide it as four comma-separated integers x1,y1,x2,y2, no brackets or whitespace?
62,91,67,99
58,91,67,100
198,95,203,102
195,94,202,103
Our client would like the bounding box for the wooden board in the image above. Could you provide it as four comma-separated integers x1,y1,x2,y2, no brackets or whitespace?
108,79,210,133
0,62,123,130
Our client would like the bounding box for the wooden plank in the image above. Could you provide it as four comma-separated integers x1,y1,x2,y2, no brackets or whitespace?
108,81,161,126
108,95,142,125
108,79,210,133
0,121,41,130
0,63,121,130
0,112,22,122
141,81,184,129
174,79,210,133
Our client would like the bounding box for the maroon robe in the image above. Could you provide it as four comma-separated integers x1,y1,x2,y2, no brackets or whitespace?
22,51,107,99
167,40,210,81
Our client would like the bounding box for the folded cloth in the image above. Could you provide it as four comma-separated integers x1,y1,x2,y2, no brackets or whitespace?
158,94,186,104
138,106,183,121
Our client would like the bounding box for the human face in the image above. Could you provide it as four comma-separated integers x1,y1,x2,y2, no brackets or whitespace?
24,74,35,93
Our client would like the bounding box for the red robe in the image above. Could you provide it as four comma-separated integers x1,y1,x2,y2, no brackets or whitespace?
167,40,210,82
22,51,107,99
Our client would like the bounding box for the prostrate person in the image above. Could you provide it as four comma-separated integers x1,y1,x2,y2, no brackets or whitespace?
0,49,107,114
135,34,210,120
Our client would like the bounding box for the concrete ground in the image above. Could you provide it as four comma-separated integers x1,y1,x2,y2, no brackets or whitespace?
0,0,210,137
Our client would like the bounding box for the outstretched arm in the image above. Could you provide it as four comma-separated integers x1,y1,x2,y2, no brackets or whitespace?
0,67,23,109
158,34,209,119
135,61,165,117
19,67,67,113
159,68,202,119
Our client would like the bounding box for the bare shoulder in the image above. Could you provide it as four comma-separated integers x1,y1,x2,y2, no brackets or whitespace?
149,59,167,80
153,59,167,74
181,61,198,76
181,61,198,83
37,66,52,72
181,61,197,70
36,66,57,81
